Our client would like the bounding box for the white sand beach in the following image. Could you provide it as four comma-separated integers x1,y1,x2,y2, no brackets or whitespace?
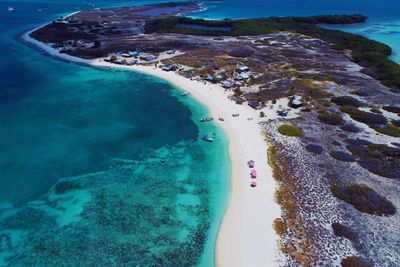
22,28,282,267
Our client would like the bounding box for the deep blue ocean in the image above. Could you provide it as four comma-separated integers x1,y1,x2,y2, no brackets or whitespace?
0,0,399,265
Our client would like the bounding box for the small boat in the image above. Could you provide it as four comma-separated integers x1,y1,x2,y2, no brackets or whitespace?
200,117,214,122
181,91,190,96
250,181,257,188
201,135,214,142
232,113,240,117
218,117,224,121
247,117,254,121
247,160,255,168
8,7,15,12
250,169,257,178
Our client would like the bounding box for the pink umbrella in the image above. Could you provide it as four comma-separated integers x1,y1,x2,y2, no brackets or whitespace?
251,169,257,178
251,181,257,187
247,160,255,168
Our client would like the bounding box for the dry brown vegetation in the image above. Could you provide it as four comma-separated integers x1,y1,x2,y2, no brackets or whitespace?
267,145,320,266
273,218,286,236
341,256,373,267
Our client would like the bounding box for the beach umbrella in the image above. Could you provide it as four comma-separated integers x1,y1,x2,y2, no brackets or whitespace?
247,160,255,168
251,181,257,187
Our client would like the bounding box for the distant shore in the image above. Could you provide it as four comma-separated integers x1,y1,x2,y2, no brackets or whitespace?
22,25,281,266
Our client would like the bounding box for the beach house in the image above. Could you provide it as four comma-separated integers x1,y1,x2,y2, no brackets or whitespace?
248,101,261,110
140,54,158,62
289,96,303,108
236,65,250,73
161,63,179,71
221,81,236,89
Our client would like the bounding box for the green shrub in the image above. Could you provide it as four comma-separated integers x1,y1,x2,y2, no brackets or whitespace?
332,223,358,242
392,119,400,127
346,143,400,179
331,96,361,107
329,150,355,162
375,123,400,137
370,108,381,114
351,89,369,96
317,111,344,126
322,101,331,107
332,184,396,216
233,88,243,96
299,79,330,99
383,105,400,114
341,124,361,133
110,55,117,63
340,106,387,125
278,124,303,137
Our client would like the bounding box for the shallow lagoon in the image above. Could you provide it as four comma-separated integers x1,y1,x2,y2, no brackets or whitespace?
0,1,229,264
0,62,230,265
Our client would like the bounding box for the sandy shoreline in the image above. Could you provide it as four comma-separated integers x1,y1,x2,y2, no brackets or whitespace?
22,27,281,266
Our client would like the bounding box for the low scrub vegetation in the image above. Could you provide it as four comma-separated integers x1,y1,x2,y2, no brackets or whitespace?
383,105,400,114
145,14,400,91
298,79,330,99
351,89,370,97
329,150,356,162
317,111,344,125
331,184,396,216
375,123,400,137
273,218,286,236
370,108,381,114
278,124,303,137
340,106,387,126
346,142,400,178
340,106,400,137
331,96,361,107
332,223,358,242
305,143,324,154
341,256,373,267
392,119,400,127
233,88,243,96
340,123,361,133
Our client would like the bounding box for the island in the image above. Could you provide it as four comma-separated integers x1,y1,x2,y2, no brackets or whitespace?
23,2,400,266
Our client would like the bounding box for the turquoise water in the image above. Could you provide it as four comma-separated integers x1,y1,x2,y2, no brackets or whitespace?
323,20,400,63
0,0,229,265
1,0,399,265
